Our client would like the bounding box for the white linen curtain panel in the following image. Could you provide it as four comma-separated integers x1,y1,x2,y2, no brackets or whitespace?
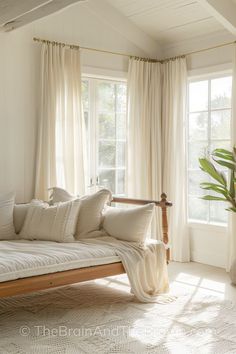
162,58,189,262
35,43,86,200
227,45,236,272
127,58,163,240
127,57,189,261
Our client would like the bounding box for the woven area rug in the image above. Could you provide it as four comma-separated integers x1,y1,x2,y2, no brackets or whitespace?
0,276,236,354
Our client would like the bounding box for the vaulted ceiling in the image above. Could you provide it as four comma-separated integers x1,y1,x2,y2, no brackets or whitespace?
106,0,225,44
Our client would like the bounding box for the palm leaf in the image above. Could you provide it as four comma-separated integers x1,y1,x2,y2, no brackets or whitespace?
212,157,236,171
202,195,228,201
200,183,230,199
230,170,236,199
199,158,227,186
212,151,234,162
214,148,233,155
226,207,236,212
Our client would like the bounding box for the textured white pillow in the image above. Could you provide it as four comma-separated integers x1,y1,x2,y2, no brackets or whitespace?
14,203,30,234
49,188,112,239
103,203,155,243
0,192,17,240
20,199,80,242
49,187,76,204
76,189,112,239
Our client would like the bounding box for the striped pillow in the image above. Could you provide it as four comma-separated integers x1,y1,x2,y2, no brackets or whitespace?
20,199,80,242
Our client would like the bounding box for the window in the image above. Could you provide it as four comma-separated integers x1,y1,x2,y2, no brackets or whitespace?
187,75,232,225
82,78,127,195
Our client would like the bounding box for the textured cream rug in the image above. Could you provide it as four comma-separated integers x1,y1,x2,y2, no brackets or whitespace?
0,276,236,354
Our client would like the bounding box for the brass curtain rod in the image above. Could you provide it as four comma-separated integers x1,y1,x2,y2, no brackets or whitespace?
33,37,236,63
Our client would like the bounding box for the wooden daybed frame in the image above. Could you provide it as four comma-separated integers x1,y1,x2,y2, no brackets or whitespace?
0,193,172,298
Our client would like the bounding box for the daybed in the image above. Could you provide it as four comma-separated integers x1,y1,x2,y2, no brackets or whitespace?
0,193,172,300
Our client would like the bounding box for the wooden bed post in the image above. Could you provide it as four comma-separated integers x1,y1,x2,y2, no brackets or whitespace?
160,193,170,263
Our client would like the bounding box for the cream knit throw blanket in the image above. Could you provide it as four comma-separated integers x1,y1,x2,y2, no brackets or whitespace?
79,237,170,303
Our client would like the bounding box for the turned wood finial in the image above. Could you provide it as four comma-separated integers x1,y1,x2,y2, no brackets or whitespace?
161,192,167,200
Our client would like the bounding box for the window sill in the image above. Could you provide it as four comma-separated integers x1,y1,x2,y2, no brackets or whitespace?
188,220,227,233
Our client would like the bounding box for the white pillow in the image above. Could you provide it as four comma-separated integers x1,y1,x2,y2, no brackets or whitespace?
76,189,112,239
0,192,17,240
20,199,80,242
14,203,30,234
49,187,76,204
50,188,112,239
103,203,155,243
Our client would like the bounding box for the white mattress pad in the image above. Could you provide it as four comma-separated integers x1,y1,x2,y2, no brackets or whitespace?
0,240,121,283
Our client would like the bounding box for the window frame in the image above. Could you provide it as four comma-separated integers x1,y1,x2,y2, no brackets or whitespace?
82,74,127,196
187,70,232,228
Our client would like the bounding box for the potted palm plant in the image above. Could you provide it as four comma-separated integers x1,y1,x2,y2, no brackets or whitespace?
199,147,236,283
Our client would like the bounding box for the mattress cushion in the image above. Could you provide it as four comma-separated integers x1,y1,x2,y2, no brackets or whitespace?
0,240,120,283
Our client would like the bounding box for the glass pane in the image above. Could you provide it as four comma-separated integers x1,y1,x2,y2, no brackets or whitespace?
188,142,208,169
211,76,232,109
210,201,228,224
188,170,209,196
117,169,125,195
99,169,115,192
99,141,115,168
211,110,231,140
188,196,208,222
82,80,89,111
117,141,126,167
97,82,115,112
116,113,126,139
211,140,231,152
189,112,208,141
99,113,115,139
116,84,127,112
189,80,208,112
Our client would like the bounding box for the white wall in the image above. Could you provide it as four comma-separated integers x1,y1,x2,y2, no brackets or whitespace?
0,31,39,202
0,2,146,203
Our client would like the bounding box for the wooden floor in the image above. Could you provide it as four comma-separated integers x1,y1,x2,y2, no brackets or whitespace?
95,261,236,301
